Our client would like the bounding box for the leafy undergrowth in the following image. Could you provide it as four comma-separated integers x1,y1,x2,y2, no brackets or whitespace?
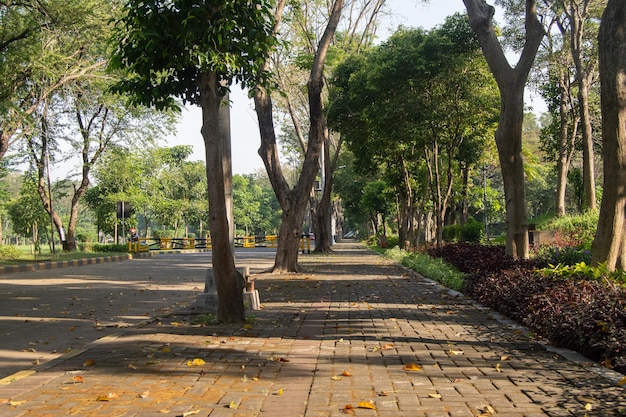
424,242,626,375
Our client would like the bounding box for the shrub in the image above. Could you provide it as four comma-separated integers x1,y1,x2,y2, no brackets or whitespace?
0,245,21,261
153,229,175,239
540,210,598,250
442,224,460,242
91,243,128,253
534,245,592,266
460,219,484,243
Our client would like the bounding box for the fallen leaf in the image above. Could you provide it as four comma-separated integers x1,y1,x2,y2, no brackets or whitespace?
403,363,423,371
500,355,511,361
381,343,394,350
162,347,171,353
242,324,253,330
341,404,354,414
139,391,149,398
449,349,464,356
341,370,353,377
377,391,389,396
428,393,442,399
357,401,376,410
186,358,206,367
495,363,502,373
451,378,465,383
228,401,238,409
584,403,593,411
128,364,138,370
181,410,200,417
331,375,342,381
96,393,118,401
617,376,626,386
72,375,84,383
8,400,27,406
83,359,96,367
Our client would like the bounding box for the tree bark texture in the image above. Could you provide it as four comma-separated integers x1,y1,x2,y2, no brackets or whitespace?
463,0,544,259
199,72,245,322
592,0,626,271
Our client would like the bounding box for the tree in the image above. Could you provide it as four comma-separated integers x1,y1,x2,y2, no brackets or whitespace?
558,0,605,211
0,0,109,161
463,0,545,259
254,0,344,272
591,0,625,271
110,0,276,322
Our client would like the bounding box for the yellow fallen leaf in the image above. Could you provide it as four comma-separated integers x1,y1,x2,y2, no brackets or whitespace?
331,375,342,381
159,409,170,414
182,411,200,417
381,343,394,350
83,359,96,366
584,403,593,411
428,393,442,399
403,363,422,371
128,364,138,370
162,347,171,353
9,400,27,406
242,324,253,330
341,370,353,377
357,401,376,410
495,363,502,373
449,349,464,355
617,376,626,386
228,401,238,409
139,391,149,398
72,375,84,383
96,393,118,401
500,355,511,361
186,358,206,366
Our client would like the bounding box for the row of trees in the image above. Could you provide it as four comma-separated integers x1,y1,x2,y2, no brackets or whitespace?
1,0,625,322
1,149,281,248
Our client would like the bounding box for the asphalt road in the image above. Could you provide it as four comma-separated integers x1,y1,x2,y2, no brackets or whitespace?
0,249,276,380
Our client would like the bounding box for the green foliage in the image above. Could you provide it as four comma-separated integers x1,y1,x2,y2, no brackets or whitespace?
539,210,599,250
109,0,277,109
91,244,128,253
460,219,484,243
534,245,592,266
442,224,460,242
152,230,175,239
383,247,465,291
540,262,626,285
0,245,21,261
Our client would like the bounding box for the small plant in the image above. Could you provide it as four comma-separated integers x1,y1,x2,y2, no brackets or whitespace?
540,262,626,285
460,219,484,243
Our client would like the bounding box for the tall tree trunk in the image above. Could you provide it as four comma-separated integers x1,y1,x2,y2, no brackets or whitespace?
254,0,344,272
592,0,626,271
199,71,244,323
555,69,578,217
567,0,597,211
464,0,544,259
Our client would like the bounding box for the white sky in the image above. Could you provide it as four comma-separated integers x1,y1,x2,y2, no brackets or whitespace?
167,0,469,175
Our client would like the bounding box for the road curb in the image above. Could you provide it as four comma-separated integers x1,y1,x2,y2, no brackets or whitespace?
0,252,159,275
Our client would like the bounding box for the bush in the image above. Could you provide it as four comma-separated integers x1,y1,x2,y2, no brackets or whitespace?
442,224,460,242
460,219,484,243
534,245,592,266
153,229,175,239
540,210,598,250
91,243,128,253
0,245,21,261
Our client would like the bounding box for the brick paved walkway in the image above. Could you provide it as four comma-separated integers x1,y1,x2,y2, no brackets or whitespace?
0,243,623,416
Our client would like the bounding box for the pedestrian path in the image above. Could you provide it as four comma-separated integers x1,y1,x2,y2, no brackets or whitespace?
0,243,623,416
